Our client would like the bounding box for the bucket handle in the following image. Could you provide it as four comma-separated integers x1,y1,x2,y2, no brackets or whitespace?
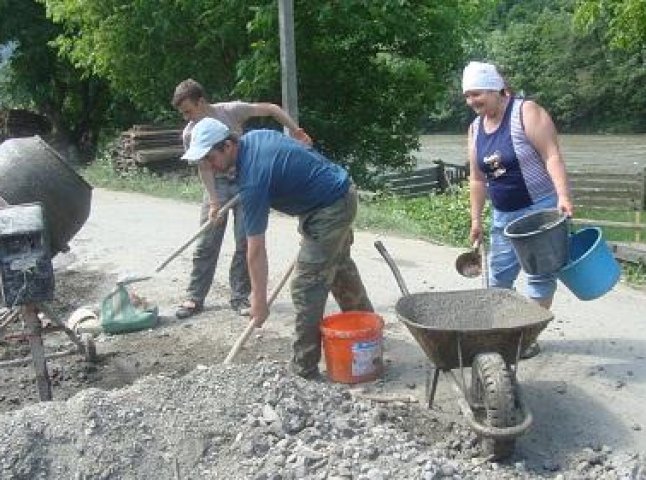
374,241,411,297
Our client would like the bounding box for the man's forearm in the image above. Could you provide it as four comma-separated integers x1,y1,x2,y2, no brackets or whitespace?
197,162,218,205
247,235,269,305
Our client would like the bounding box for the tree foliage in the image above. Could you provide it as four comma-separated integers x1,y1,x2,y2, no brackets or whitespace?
43,0,262,118
0,0,135,158
235,1,471,181
41,0,474,181
7,0,644,164
429,0,646,134
575,0,646,51
486,0,646,132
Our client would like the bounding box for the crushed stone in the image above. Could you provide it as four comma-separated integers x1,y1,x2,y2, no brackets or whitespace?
0,362,643,479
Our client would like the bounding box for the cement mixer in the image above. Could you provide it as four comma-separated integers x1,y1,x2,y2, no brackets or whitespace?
0,135,92,254
0,136,95,402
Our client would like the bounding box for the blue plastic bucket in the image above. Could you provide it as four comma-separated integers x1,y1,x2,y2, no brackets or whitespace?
558,227,620,300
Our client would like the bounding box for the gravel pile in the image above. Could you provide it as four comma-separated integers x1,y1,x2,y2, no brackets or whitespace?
0,362,643,480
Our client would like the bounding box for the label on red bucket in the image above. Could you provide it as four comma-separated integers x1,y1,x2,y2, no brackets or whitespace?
351,339,382,377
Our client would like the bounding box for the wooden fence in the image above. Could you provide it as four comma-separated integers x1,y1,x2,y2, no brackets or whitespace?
0,109,51,140
380,160,469,197
569,168,646,241
567,168,646,262
378,165,646,264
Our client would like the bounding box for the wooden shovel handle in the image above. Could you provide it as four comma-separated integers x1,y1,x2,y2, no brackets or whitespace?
222,259,296,364
154,194,240,273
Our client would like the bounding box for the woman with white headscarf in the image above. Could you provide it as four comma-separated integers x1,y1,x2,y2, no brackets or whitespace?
463,61,574,322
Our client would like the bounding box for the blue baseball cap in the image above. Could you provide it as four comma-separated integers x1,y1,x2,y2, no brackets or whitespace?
181,117,231,164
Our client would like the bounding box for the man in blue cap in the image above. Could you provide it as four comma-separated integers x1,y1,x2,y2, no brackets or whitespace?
182,117,373,379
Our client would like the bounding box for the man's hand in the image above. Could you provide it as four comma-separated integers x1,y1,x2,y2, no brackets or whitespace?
291,128,313,146
250,297,269,327
247,234,269,326
208,202,227,225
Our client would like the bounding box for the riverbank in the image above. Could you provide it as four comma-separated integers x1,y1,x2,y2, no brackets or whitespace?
417,134,646,172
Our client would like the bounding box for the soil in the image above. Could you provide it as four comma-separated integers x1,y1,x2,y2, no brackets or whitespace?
1,188,645,478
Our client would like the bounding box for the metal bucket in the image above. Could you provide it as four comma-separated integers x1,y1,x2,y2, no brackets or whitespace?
0,135,92,254
503,209,569,275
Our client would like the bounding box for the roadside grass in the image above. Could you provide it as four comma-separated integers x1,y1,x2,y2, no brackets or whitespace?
623,261,646,287
574,207,646,243
80,153,202,203
355,186,489,247
79,158,645,286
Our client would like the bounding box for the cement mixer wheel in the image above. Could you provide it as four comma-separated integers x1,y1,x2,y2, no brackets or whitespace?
471,352,517,460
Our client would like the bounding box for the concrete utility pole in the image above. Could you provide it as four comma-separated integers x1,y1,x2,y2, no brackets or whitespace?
278,0,299,127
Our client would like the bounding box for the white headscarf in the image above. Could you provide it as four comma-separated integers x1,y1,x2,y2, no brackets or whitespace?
462,61,505,93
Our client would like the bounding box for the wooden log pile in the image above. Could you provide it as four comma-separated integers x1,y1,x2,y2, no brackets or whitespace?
110,124,186,172
0,109,52,140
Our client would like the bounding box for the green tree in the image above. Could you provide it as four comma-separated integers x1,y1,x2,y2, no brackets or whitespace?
487,1,646,132
44,0,478,181
44,0,260,119
235,1,471,182
429,0,646,133
0,0,127,158
575,0,646,51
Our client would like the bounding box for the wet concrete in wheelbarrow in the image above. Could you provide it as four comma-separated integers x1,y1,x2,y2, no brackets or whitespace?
395,288,552,330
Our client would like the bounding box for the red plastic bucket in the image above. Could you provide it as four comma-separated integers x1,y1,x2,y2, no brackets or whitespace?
320,311,384,384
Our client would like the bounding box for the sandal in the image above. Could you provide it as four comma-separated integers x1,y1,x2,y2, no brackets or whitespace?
175,300,204,319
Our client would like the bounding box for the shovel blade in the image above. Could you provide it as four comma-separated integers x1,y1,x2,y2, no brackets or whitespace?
116,274,152,286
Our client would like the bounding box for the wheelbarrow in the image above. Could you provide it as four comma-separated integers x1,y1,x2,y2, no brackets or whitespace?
374,241,553,460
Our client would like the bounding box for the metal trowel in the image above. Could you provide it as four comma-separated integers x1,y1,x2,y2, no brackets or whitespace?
455,240,482,278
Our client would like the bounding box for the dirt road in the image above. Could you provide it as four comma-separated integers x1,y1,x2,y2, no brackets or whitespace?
2,188,645,473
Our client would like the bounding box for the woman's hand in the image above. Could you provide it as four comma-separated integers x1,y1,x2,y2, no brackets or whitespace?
558,197,574,217
469,221,483,246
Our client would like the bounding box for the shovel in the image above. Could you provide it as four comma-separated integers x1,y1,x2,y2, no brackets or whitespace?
100,195,240,328
117,194,240,286
223,259,295,364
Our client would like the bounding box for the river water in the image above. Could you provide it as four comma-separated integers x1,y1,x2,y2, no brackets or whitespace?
417,134,646,173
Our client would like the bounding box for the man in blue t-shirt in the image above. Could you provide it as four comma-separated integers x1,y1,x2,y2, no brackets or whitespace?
182,117,374,379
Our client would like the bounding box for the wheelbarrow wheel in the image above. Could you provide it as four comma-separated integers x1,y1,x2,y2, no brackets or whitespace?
471,352,517,460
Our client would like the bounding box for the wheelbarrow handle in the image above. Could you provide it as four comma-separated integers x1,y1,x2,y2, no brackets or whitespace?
154,194,240,274
374,240,411,297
